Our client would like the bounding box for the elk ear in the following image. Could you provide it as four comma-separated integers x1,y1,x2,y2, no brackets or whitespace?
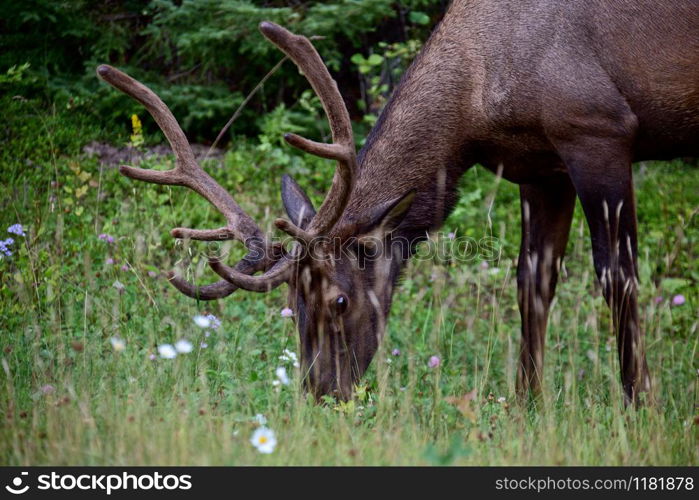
362,189,416,235
281,174,316,229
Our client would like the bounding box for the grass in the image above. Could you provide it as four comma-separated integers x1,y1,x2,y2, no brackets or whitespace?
0,97,697,465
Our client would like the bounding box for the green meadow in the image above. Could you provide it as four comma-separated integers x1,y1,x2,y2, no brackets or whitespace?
1,0,697,466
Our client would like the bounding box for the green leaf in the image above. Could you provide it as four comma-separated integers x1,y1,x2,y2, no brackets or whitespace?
350,53,366,65
367,54,384,66
660,278,690,294
409,11,430,25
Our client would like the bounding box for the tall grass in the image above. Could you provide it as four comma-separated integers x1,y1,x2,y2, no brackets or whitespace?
0,100,696,465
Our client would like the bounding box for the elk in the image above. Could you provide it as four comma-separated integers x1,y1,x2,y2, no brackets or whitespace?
97,0,698,405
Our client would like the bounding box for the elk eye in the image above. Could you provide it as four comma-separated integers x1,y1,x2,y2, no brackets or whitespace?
334,295,349,314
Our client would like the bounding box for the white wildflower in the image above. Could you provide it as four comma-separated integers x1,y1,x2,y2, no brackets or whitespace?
193,315,211,328
174,339,193,354
110,337,126,352
158,344,177,359
279,349,299,367
250,427,277,454
275,366,290,386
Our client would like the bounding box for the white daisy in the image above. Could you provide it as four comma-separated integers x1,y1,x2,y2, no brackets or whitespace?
250,427,277,454
193,315,211,328
174,339,193,354
110,337,126,352
158,344,177,359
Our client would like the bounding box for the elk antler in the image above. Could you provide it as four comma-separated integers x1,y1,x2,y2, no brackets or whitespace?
208,22,358,289
96,65,287,297
260,22,357,235
98,23,358,296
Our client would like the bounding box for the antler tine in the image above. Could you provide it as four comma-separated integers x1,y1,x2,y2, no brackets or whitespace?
209,256,295,293
167,273,236,300
259,22,357,235
96,65,197,176
167,253,268,300
274,218,314,245
97,64,289,294
97,65,266,243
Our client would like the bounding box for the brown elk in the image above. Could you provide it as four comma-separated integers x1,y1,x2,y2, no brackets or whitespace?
98,0,698,404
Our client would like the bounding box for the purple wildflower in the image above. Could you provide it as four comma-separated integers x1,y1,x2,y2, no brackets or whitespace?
672,294,686,306
0,238,14,257
391,348,401,356
7,224,25,236
205,314,221,329
428,355,441,368
280,307,294,318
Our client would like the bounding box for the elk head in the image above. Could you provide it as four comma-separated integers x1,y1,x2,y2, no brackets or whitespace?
97,22,414,400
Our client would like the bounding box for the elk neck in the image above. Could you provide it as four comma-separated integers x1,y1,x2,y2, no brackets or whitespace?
340,1,484,243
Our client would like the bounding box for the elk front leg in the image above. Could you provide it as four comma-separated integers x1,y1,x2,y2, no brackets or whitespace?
555,135,651,405
516,175,576,401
